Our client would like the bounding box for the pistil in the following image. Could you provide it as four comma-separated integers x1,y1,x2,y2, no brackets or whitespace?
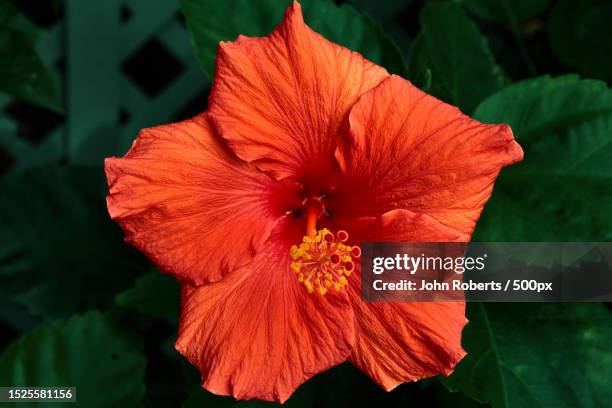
289,198,360,295
304,198,323,238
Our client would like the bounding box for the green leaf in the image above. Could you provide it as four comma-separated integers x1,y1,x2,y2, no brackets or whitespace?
0,311,146,407
443,303,612,408
473,75,612,241
347,0,413,54
408,1,506,113
179,0,406,79
347,0,412,23
116,272,180,321
0,166,149,319
0,298,41,335
0,0,42,43
0,0,61,111
406,34,432,93
462,0,550,23
301,1,406,75
457,77,612,407
549,0,612,81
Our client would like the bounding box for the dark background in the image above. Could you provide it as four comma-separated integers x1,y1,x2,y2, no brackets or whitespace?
1,0,612,407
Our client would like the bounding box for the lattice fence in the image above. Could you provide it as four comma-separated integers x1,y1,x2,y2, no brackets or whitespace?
0,0,210,174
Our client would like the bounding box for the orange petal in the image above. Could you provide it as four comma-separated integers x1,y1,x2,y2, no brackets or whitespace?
105,113,291,285
335,75,523,238
208,1,388,186
344,209,467,390
175,220,354,403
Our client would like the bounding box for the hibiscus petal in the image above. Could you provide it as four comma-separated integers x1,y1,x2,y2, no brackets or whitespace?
105,113,291,285
335,75,523,238
175,220,354,403
344,209,467,390
208,1,388,186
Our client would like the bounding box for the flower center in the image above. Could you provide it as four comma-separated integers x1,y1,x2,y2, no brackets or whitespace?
289,198,361,295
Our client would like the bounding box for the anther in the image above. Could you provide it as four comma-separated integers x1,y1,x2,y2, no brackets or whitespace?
288,228,361,295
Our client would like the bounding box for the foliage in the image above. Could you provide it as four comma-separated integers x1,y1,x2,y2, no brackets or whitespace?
462,0,550,23
1,0,611,407
179,0,406,78
443,303,612,408
0,0,61,111
408,1,506,113
548,0,612,81
0,311,146,407
0,166,149,319
473,75,612,242
115,272,180,321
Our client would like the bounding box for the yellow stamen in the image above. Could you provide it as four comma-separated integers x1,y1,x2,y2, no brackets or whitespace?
289,227,361,296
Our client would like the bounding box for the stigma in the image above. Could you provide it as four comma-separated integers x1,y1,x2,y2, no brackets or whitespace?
289,228,361,295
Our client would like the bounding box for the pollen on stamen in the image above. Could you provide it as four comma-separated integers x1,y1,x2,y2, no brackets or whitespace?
289,228,361,296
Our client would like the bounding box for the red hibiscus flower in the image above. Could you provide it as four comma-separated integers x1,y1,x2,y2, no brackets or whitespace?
105,1,523,403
